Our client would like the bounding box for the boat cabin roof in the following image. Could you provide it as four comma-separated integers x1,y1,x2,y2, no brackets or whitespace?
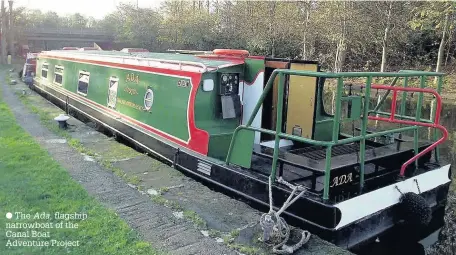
39,50,246,73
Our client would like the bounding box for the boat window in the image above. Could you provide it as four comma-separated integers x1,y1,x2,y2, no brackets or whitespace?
41,63,48,78
202,79,214,91
54,65,64,85
107,77,119,108
144,88,154,111
77,71,90,96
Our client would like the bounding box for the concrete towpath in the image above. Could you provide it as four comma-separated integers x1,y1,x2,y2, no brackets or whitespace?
2,68,352,255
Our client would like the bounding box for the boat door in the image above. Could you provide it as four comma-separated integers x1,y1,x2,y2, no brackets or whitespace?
107,76,119,109
261,60,319,141
260,60,290,141
285,62,319,139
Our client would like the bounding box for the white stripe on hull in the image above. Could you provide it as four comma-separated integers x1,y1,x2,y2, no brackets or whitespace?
334,164,451,229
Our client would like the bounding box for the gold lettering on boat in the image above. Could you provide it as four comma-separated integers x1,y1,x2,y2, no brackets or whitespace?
124,86,138,95
117,98,145,111
126,73,140,84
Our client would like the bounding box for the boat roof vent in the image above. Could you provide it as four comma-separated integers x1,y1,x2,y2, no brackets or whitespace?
120,48,149,53
62,47,79,50
78,47,98,51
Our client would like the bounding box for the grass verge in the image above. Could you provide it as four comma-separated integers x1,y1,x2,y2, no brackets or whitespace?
0,87,161,254
10,78,261,254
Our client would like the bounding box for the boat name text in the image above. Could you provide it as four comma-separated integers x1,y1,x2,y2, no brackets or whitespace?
330,173,353,188
126,73,140,84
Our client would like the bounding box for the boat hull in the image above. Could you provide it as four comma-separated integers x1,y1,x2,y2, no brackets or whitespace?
31,78,451,252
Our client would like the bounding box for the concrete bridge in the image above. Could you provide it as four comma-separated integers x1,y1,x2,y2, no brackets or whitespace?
21,27,114,51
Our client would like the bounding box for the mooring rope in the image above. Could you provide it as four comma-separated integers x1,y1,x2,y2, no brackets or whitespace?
259,176,311,254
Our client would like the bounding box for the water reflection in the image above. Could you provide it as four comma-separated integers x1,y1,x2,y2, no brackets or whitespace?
358,241,425,255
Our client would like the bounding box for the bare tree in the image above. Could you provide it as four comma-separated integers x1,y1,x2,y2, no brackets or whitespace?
436,13,450,76
380,2,393,72
334,1,348,72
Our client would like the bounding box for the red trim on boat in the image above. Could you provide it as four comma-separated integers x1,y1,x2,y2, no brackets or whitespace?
39,54,210,155
196,54,246,64
367,84,448,176
40,54,201,77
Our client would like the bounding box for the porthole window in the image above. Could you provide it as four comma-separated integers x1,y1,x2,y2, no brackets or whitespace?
144,88,154,111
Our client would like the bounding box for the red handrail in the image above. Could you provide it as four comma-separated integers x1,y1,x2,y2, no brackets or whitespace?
367,84,448,176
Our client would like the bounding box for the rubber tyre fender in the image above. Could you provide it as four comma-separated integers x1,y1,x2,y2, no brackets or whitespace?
398,192,432,227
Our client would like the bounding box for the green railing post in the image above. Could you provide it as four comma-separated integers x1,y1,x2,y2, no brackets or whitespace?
323,146,332,201
400,77,408,117
437,75,443,93
332,78,344,141
269,73,285,184
397,77,409,141
400,77,408,125
315,77,322,121
415,76,426,122
225,126,241,164
359,76,372,192
246,71,278,126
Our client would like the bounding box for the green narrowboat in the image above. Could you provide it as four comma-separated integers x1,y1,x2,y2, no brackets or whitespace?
30,48,451,253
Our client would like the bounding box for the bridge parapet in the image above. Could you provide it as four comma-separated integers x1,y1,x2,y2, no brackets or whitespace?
23,27,112,37
22,27,114,44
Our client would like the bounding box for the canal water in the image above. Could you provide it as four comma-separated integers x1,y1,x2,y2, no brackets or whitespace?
323,91,456,254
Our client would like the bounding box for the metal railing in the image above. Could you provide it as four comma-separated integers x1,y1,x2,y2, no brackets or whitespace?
225,69,446,201
368,84,448,176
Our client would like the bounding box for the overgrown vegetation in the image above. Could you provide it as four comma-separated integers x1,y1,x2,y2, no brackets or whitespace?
12,1,456,73
183,210,207,229
0,87,160,254
221,229,262,255
227,243,261,255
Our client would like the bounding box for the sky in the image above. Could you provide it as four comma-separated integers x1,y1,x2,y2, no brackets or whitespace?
13,0,165,20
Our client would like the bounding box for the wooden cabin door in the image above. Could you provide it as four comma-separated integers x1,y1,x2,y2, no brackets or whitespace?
285,62,318,139
260,60,290,141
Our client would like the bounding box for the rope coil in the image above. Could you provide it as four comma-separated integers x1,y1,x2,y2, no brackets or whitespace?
259,177,311,254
